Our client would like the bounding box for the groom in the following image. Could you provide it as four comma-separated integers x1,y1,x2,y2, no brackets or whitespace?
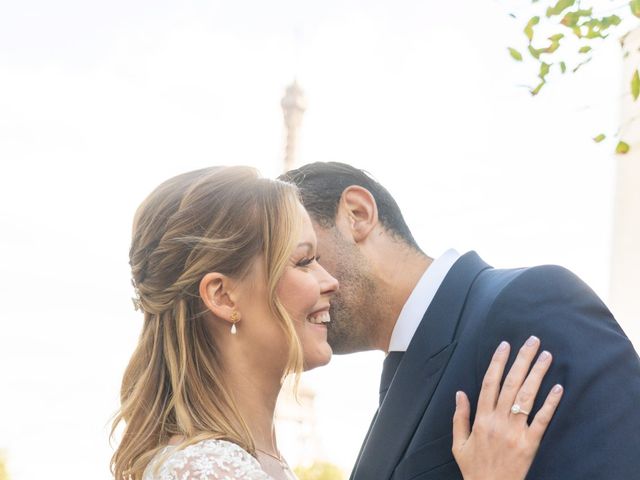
281,162,640,480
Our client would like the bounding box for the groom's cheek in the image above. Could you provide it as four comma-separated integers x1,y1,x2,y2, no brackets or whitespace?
316,249,339,281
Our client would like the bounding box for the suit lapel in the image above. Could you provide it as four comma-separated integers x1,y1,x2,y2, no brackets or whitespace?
351,252,490,480
349,410,378,480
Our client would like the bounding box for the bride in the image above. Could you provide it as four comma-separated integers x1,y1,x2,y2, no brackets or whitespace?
111,166,563,480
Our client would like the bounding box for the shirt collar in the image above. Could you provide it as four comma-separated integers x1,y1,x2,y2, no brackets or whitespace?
387,249,460,352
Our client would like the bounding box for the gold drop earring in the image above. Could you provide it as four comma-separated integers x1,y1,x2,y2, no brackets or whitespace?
230,311,240,335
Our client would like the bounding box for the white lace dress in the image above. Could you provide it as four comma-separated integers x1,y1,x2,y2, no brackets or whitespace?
143,438,295,480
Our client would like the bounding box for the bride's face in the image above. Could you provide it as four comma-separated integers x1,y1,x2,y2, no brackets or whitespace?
229,204,339,373
276,205,339,370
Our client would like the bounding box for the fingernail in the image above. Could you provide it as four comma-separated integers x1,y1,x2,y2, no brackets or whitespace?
552,384,563,394
537,351,550,362
456,391,462,405
526,335,539,347
497,341,509,352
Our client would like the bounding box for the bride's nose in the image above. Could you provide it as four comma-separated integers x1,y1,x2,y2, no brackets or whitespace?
319,267,339,296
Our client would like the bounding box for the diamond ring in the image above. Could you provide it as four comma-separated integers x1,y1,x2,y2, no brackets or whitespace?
511,404,530,416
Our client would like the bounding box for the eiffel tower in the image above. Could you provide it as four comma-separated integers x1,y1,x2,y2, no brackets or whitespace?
281,80,307,173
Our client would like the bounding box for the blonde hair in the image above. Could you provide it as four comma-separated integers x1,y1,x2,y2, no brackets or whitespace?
111,166,304,480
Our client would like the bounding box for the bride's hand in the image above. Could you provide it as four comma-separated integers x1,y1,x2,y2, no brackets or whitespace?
452,337,564,480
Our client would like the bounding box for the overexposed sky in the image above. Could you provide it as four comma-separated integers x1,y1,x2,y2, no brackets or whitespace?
0,1,635,479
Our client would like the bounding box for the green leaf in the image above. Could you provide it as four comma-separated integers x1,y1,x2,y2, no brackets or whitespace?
584,20,605,39
576,8,593,17
508,47,523,61
573,56,592,73
579,46,592,54
528,45,542,59
593,134,606,143
531,81,546,96
560,61,567,73
546,0,576,17
616,141,630,154
545,43,560,53
524,16,540,42
545,34,564,53
561,12,578,27
631,0,640,18
539,62,551,80
632,69,640,101
600,15,621,29
561,8,593,28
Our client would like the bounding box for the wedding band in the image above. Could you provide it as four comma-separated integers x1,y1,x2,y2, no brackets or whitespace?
511,404,530,416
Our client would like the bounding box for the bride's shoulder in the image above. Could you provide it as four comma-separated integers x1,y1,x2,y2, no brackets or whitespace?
143,438,272,480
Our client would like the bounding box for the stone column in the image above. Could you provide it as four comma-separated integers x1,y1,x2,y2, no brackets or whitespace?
611,26,640,346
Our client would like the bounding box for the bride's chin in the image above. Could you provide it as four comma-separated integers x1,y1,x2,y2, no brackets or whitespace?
302,346,333,371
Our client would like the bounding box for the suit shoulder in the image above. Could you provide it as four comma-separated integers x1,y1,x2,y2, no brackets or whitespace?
480,263,580,289
510,263,583,285
470,263,610,339
482,263,616,340
493,263,601,305
467,264,582,308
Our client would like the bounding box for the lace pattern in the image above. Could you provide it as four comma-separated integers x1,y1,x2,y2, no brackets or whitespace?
143,438,273,480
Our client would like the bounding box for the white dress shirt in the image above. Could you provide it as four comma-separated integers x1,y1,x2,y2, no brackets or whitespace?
387,249,461,352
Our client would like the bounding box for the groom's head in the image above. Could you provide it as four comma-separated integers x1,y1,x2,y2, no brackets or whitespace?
280,162,423,353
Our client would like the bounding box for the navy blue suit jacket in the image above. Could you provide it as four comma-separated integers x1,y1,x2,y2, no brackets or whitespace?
350,252,640,480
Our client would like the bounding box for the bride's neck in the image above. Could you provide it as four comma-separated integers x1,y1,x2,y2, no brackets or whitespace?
223,358,283,452
166,355,284,454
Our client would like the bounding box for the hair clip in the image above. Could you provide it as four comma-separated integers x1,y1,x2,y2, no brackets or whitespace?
131,278,143,312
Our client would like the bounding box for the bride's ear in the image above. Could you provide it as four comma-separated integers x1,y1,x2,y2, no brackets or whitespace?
199,272,237,324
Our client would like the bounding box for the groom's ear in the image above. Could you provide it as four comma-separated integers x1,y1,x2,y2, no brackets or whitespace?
338,186,379,243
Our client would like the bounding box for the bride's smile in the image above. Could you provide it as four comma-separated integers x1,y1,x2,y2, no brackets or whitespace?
276,204,339,371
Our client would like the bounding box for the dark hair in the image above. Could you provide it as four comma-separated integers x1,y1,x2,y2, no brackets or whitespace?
280,161,421,251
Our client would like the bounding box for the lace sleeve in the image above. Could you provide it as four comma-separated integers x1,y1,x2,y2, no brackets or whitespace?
144,439,272,480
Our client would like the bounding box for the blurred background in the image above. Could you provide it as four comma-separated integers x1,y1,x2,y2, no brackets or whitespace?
1,1,638,479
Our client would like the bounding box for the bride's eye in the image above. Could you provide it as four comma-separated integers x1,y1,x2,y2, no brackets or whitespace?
296,256,316,268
